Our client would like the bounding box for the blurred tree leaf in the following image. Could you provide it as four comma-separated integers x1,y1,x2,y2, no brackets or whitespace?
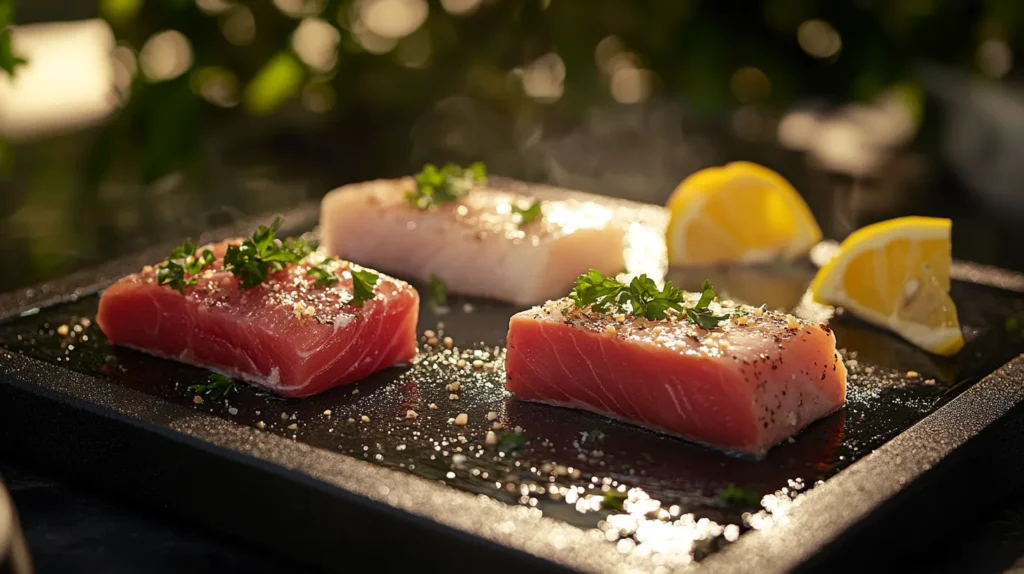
100,0,143,27
243,51,305,116
0,0,26,78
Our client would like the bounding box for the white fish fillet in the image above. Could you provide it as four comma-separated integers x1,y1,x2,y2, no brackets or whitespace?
320,177,626,306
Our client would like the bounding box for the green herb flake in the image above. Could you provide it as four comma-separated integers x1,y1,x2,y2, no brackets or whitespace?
495,431,531,454
405,162,487,210
223,216,313,289
640,452,655,463
349,268,380,307
512,200,543,225
1006,316,1020,333
187,374,236,400
307,259,339,289
718,484,761,508
580,429,605,445
156,239,216,293
602,490,628,511
569,270,730,327
428,275,448,308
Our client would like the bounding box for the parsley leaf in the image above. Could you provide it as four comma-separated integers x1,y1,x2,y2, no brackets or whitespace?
602,490,628,511
685,280,729,330
349,268,379,307
405,162,487,210
512,200,543,225
495,431,531,454
719,484,761,508
156,239,216,293
307,258,339,289
223,216,313,289
569,270,627,314
187,374,236,400
569,270,729,327
427,275,448,308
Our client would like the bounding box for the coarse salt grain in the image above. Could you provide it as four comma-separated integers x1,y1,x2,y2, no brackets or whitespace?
281,412,289,420
347,417,356,423
492,422,504,430
485,431,498,446
361,415,371,423
193,395,204,405
449,393,459,401
256,421,266,430
906,370,920,379
457,359,467,368
323,409,332,418
487,411,498,421
57,325,69,337
454,413,469,426
424,330,436,339
406,410,418,419
228,407,238,416
444,337,454,349
287,423,298,430
472,360,484,369
429,403,438,410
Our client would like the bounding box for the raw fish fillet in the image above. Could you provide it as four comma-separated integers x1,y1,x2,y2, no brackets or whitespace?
320,178,626,306
505,297,847,456
96,240,419,398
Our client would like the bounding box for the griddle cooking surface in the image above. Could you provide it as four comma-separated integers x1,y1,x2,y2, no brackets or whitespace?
2,265,1020,566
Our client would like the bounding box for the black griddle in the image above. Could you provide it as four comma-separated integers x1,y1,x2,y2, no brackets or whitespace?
2,195,1024,574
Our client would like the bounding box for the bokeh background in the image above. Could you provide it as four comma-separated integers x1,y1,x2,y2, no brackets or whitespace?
2,0,1024,292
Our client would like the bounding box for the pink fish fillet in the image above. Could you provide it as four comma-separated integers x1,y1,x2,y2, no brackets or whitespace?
96,240,419,398
319,178,626,306
505,297,847,456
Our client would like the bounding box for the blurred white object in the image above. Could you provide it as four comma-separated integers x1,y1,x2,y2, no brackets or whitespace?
0,19,117,141
918,62,1024,218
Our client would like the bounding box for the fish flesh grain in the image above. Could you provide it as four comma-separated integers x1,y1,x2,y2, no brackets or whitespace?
96,241,419,398
319,178,626,306
505,297,847,456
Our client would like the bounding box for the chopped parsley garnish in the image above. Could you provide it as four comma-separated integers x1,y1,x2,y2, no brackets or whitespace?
718,484,761,508
405,162,487,210
495,431,531,454
306,258,339,289
348,268,380,307
187,373,236,400
512,200,543,225
223,216,313,289
428,275,448,308
580,429,605,445
569,270,729,327
686,280,730,330
156,240,216,293
602,490,628,511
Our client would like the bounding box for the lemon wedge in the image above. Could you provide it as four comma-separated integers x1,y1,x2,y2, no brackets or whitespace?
665,162,822,267
810,216,964,356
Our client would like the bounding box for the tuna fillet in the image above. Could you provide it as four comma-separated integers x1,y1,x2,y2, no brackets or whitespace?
320,178,626,306
505,297,847,456
97,240,419,398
